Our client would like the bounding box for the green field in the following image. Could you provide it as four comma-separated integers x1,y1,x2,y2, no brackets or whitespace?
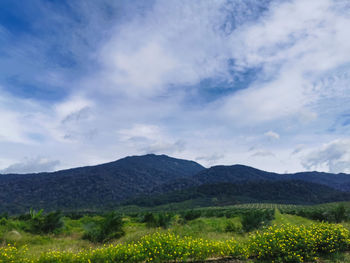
2,202,350,262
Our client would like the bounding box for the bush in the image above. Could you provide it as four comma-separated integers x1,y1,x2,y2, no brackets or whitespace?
0,212,8,219
142,212,157,227
2,223,350,262
334,204,347,223
83,212,124,243
157,213,173,228
0,244,29,263
39,232,247,262
64,212,84,220
181,210,201,221
142,212,173,228
249,223,350,262
288,205,349,223
16,213,31,221
28,209,63,234
225,220,242,233
241,209,274,232
0,217,7,226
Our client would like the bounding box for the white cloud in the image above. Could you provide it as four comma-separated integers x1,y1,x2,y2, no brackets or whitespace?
196,153,224,166
99,0,231,97
118,124,163,142
264,131,280,140
302,139,350,173
2,0,350,174
221,0,350,125
1,157,60,174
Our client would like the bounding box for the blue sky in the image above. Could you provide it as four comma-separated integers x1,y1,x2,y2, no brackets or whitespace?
1,0,350,174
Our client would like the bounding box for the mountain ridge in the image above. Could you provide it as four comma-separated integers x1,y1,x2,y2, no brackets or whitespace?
1,154,350,214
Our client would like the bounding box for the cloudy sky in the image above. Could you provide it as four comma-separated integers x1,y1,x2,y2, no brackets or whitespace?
1,0,350,174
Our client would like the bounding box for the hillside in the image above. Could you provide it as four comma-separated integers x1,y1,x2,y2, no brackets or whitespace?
0,154,204,214
126,180,350,207
2,154,350,214
192,165,350,191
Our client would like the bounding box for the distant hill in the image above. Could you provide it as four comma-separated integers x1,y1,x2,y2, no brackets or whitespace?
127,180,350,207
0,154,204,214
1,154,350,214
191,165,350,192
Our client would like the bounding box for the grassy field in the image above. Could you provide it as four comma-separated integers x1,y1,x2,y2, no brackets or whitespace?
2,203,350,262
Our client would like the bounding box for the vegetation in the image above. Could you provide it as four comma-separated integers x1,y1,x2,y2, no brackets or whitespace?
3,154,350,215
82,212,124,243
241,209,274,232
141,212,173,229
281,203,350,223
4,155,350,262
127,180,350,208
249,223,350,262
1,221,350,262
27,209,63,234
1,203,350,262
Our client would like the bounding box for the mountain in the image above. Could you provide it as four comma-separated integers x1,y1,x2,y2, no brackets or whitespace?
0,154,205,214
190,165,350,192
126,180,350,207
192,165,281,183
2,154,350,214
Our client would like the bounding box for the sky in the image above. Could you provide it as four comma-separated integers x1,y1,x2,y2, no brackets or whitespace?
1,0,350,174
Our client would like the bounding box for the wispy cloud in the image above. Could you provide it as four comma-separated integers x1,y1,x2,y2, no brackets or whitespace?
302,139,350,173
1,157,60,174
1,0,350,173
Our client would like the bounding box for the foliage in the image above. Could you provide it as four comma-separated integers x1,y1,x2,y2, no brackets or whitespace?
142,212,173,228
0,212,8,219
241,209,274,232
249,223,350,262
181,210,202,221
334,204,347,223
83,212,124,243
27,209,63,234
225,220,242,233
0,217,7,226
0,154,204,214
128,180,350,210
0,244,30,263
282,204,349,223
34,232,247,263
2,222,350,263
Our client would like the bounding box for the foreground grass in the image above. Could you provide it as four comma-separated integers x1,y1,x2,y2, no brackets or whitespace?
2,222,350,262
2,208,350,262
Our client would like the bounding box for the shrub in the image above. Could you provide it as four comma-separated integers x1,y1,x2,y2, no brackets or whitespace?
83,212,124,243
0,244,29,263
225,220,242,233
181,210,201,221
0,212,8,219
0,217,7,226
249,223,350,262
28,209,63,234
39,232,247,262
156,213,173,228
289,205,349,223
241,209,274,232
334,204,347,223
142,212,157,227
142,212,173,228
64,212,84,220
2,223,350,263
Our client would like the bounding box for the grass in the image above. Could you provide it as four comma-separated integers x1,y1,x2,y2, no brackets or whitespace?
2,204,350,262
273,209,314,226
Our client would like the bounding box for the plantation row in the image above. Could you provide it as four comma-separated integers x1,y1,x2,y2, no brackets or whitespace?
1,223,349,263
280,204,349,223
232,203,299,209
